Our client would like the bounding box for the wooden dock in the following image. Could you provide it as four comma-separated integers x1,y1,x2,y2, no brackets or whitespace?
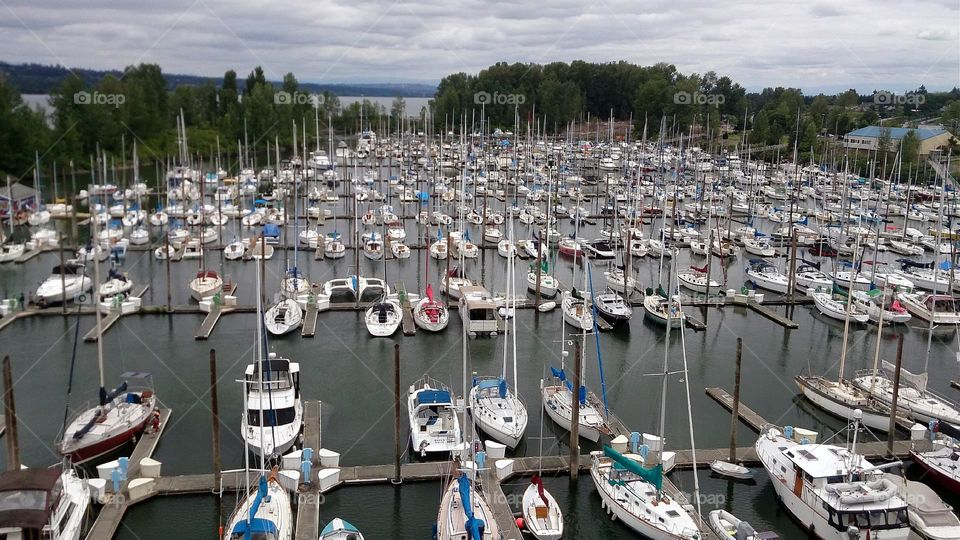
397,284,417,336
294,400,322,540
14,246,51,263
685,313,707,331
84,409,172,540
480,459,524,540
0,310,32,332
301,304,319,337
705,387,770,432
82,285,150,342
746,300,799,329
195,305,230,340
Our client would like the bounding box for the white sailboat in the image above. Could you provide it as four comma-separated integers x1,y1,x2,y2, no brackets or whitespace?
591,267,704,540
469,244,527,448
414,284,449,332
265,297,303,335
364,298,401,337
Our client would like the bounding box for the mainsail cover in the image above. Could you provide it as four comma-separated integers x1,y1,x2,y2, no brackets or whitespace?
457,474,484,540
881,360,928,392
604,445,663,492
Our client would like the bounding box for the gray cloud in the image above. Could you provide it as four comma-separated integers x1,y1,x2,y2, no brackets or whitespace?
0,0,956,92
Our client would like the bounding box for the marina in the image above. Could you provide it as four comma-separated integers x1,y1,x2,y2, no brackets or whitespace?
0,33,959,540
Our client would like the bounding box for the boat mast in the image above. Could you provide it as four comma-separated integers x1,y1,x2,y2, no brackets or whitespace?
91,161,106,394
836,233,862,383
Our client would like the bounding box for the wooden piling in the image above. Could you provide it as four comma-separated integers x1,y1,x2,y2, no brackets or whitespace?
2,357,19,471
729,338,742,462
393,343,402,484
210,349,221,492
569,340,581,479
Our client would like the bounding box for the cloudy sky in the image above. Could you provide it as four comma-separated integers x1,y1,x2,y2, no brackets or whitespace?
1,0,957,92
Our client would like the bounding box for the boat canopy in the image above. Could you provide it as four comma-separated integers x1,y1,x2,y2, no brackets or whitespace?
0,468,61,531
897,258,934,269
474,377,507,398
415,389,452,407
196,270,219,279
262,224,280,238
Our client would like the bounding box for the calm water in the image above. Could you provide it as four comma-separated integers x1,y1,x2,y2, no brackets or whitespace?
2,206,960,539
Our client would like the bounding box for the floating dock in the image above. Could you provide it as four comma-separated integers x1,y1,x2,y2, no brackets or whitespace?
301,304,319,337
82,285,150,342
745,300,799,329
294,400,322,540
85,409,172,540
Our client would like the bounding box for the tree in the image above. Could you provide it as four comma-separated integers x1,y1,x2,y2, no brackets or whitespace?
877,127,892,153
390,96,406,119
902,130,921,164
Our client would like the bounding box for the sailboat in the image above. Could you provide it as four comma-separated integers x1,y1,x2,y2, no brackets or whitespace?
414,284,449,332
521,376,563,540
58,214,157,464
590,267,703,539
469,244,527,448
364,297,402,337
796,236,903,432
436,291,502,540
319,518,365,540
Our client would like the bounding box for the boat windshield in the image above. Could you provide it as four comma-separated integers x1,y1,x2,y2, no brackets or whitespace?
247,407,296,427
0,489,48,512
230,533,277,540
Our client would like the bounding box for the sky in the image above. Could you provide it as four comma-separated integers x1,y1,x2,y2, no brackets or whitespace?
0,0,958,93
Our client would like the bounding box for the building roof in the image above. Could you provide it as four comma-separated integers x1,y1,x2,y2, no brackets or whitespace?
0,181,38,201
846,126,948,141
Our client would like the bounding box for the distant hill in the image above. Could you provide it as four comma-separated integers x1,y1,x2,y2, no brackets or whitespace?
0,62,437,97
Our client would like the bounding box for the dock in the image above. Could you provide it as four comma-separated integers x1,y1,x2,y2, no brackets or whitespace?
685,313,707,331
746,300,799,329
82,285,150,342
294,400,322,540
397,283,417,336
14,246,52,263
0,310,33,332
705,387,770,432
195,305,230,340
707,385,915,433
301,303,319,337
84,409,172,540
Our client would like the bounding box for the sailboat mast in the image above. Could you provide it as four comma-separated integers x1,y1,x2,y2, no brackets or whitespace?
656,261,675,468
91,167,106,392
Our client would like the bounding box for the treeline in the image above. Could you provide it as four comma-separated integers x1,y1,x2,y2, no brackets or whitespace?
0,62,436,97
0,64,417,179
431,61,960,152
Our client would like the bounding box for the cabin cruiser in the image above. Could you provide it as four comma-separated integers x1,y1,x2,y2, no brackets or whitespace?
459,286,498,336
408,379,462,456
593,291,632,323
756,417,910,540
35,263,92,305
0,468,89,540
243,353,302,457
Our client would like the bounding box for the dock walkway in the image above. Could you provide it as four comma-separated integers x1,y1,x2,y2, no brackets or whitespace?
82,285,150,342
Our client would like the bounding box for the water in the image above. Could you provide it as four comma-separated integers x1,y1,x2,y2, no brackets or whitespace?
3,210,960,538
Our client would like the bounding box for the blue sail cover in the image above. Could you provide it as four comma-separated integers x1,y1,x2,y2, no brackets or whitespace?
457,474,484,540
550,367,566,381
263,224,280,238
229,476,277,539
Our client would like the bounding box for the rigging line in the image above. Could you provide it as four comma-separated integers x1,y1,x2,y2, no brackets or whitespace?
60,267,88,441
